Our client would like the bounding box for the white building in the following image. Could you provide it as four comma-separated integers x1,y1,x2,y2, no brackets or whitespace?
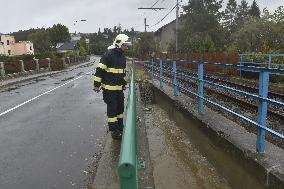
0,35,15,56
0,34,34,56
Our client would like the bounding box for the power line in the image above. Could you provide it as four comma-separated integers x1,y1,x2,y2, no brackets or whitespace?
150,4,177,28
151,0,160,8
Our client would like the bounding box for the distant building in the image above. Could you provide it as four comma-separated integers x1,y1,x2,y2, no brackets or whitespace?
0,35,16,56
0,34,34,56
154,17,185,52
70,33,82,41
57,41,78,53
56,43,65,49
13,41,34,56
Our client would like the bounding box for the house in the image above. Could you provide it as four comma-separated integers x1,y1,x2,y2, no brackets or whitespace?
0,34,34,56
0,35,16,56
13,41,34,56
154,16,185,52
57,41,78,53
70,33,82,41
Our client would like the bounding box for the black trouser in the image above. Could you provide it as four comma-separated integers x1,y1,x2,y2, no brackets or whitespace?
103,90,124,131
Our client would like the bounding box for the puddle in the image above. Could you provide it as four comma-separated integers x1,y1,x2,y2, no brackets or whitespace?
77,72,84,76
33,78,46,82
1,86,19,92
146,105,231,189
61,77,75,82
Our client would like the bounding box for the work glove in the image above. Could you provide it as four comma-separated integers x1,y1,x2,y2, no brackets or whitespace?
93,86,101,93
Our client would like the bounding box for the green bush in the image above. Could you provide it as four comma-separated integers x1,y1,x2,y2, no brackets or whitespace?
64,51,77,58
0,54,34,63
34,52,55,60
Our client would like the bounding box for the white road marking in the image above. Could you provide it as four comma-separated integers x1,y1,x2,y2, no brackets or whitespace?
0,70,93,117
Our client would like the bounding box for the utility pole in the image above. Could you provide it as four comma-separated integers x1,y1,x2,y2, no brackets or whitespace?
138,7,165,32
176,0,179,53
144,18,149,32
73,19,87,33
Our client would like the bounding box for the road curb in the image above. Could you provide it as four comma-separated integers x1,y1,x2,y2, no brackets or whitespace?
0,61,94,88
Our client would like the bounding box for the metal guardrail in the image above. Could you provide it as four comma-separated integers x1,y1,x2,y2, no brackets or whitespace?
147,57,284,153
118,61,144,189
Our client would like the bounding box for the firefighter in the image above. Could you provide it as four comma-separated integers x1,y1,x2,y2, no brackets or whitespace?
92,34,130,139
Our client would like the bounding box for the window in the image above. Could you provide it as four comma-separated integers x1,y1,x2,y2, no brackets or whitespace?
7,40,10,45
0,36,1,42
30,46,32,50
8,50,11,55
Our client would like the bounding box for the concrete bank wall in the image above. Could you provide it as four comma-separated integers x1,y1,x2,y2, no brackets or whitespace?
149,81,284,189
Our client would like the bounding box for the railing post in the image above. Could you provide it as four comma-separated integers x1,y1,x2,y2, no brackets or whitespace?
198,62,204,113
159,59,163,89
224,52,228,75
173,60,177,96
256,71,269,153
0,62,5,77
35,59,40,73
46,58,51,71
66,57,70,64
151,58,154,80
240,55,243,78
19,60,25,73
268,55,272,68
62,58,67,69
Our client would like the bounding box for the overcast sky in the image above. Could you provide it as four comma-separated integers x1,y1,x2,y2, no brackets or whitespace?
0,0,283,34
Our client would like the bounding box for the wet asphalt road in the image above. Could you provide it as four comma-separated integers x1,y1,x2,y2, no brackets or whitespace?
0,56,107,189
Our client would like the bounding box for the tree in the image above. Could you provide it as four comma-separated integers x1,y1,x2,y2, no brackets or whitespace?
77,38,88,56
223,0,238,44
180,0,225,52
12,28,39,42
236,0,249,27
231,17,284,52
183,0,223,33
223,0,237,31
271,6,284,24
28,29,52,54
135,32,157,59
248,0,260,18
48,24,70,47
179,31,215,52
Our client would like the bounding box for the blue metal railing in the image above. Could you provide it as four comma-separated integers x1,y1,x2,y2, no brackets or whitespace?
239,54,284,77
146,58,284,153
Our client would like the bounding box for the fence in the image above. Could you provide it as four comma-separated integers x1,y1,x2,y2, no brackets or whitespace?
146,57,284,153
239,54,284,78
0,56,90,79
118,60,144,189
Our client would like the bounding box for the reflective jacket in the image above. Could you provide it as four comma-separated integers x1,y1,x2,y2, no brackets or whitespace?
92,48,127,91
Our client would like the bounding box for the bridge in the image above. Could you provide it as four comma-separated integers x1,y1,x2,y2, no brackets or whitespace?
0,55,283,189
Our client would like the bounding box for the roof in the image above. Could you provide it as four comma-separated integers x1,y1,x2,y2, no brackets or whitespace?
154,19,176,35
57,41,78,51
154,15,186,36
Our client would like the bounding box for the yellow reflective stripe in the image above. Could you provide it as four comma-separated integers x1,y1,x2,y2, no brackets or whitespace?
91,75,96,80
106,68,124,74
98,63,107,70
94,76,102,82
102,84,123,90
117,113,124,119
108,117,118,123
